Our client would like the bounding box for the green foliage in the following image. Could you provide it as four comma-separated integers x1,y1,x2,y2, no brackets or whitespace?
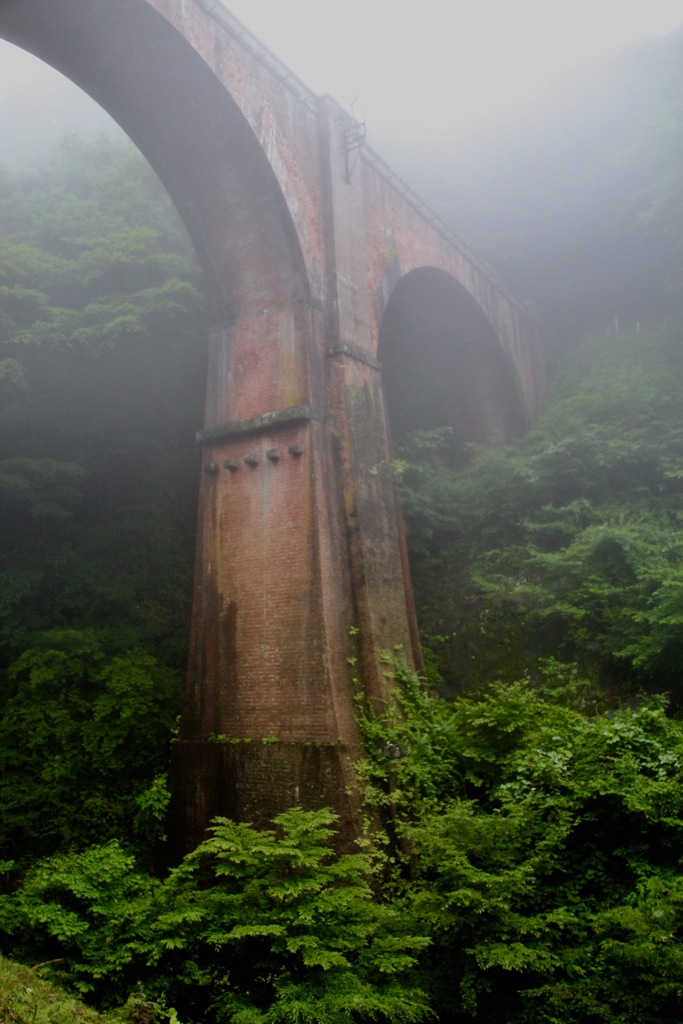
0,810,432,1024
400,327,683,695
0,629,181,865
4,665,683,1023
359,662,683,1023
156,808,432,1024
0,843,162,1007
0,134,206,672
0,457,84,518
0,134,203,868
0,954,107,1024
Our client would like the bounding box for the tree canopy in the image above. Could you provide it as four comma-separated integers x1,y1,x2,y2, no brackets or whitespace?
398,326,683,697
0,136,207,865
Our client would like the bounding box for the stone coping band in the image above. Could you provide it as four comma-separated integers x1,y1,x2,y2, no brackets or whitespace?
197,403,323,445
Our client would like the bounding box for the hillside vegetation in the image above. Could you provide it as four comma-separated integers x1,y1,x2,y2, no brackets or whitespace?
0,138,205,864
400,326,683,698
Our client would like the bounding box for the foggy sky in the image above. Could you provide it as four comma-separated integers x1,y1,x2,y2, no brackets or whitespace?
0,0,681,151
225,0,683,144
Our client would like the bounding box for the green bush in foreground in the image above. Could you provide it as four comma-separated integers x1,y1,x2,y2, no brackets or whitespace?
3,665,683,1023
360,661,683,1023
156,808,431,1024
0,808,432,1024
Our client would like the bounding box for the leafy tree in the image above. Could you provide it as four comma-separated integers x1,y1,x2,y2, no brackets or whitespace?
359,661,683,1023
0,810,433,1024
156,808,432,1024
399,326,683,696
0,135,207,866
0,841,162,1006
0,630,180,866
0,135,207,671
7,667,683,1024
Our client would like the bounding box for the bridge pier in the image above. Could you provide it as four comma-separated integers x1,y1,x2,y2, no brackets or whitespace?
168,302,418,856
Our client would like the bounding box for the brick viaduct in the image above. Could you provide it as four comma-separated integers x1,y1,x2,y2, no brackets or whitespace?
1,0,546,852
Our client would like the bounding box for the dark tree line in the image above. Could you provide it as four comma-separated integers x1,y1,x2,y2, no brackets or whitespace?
0,136,207,861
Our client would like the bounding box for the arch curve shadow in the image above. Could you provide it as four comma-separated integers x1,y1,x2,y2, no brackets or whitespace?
378,267,527,464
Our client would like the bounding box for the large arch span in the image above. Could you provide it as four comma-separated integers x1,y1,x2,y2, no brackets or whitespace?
0,0,308,321
0,0,546,852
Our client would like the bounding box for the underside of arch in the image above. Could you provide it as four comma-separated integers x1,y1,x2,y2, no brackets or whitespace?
378,267,526,463
0,0,309,323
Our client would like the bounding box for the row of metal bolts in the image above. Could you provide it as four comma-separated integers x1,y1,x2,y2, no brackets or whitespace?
206,443,305,474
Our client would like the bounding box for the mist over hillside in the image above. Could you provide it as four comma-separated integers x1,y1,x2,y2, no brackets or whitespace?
1,23,681,346
0,71,124,167
382,25,683,347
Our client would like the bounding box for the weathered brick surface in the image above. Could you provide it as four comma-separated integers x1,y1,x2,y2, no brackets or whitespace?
168,739,363,858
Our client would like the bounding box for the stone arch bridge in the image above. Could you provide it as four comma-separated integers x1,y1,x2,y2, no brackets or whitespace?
1,0,546,853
